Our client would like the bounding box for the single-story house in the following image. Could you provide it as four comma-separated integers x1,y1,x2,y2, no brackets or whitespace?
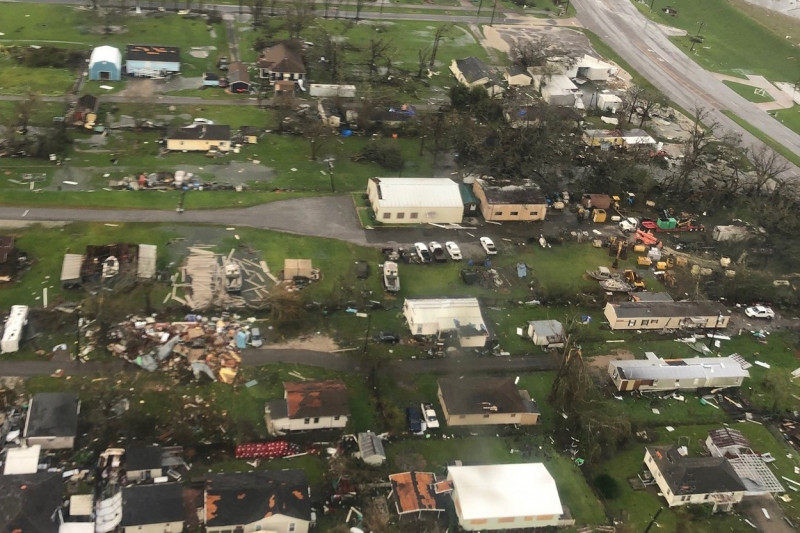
527,319,565,350
472,178,547,222
265,379,349,436
603,301,730,331
622,128,657,147
705,428,784,495
89,46,122,81
165,125,231,153
125,45,180,78
0,472,64,533
24,392,80,450
388,471,445,518
356,431,386,466
563,54,618,81
205,470,311,533
448,463,573,530
125,446,163,482
504,64,532,86
3,445,41,475
583,130,625,149
437,377,539,426
644,446,746,511
227,61,251,93
257,43,306,86
608,353,749,392
450,57,504,97
596,92,623,113
366,177,463,225
403,298,488,348
535,74,580,107
120,483,184,533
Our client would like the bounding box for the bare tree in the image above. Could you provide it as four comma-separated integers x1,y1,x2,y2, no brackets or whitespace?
623,84,645,125
354,0,368,19
416,47,431,78
748,145,790,196
303,118,333,160
321,0,333,17
284,0,315,38
636,89,665,128
429,24,452,68
366,38,391,79
250,0,266,25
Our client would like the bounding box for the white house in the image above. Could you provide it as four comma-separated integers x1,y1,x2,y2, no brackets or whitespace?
366,177,463,225
1,305,28,354
448,463,573,530
608,353,750,392
564,54,618,81
597,92,623,113
644,446,746,512
205,470,311,533
403,298,489,348
527,320,565,350
535,74,580,108
265,380,349,436
23,393,80,449
120,483,184,533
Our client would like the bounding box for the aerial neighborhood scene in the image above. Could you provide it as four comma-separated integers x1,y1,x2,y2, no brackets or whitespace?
1,0,800,530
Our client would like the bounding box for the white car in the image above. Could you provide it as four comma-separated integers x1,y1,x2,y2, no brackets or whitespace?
480,236,497,255
619,217,639,233
745,305,775,319
192,118,215,125
421,403,439,429
445,241,462,260
414,242,432,263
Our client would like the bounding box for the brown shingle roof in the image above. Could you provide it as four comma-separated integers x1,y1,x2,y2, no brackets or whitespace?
257,43,305,74
284,379,349,419
388,472,442,514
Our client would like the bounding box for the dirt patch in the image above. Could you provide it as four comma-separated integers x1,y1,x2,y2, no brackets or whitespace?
266,334,340,352
588,348,635,369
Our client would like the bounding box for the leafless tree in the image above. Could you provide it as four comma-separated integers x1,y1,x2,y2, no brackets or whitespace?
429,24,452,68
321,0,334,17
416,47,431,78
623,84,645,125
303,118,333,160
636,89,665,128
250,0,266,25
366,38,391,79
284,0,315,38
748,145,790,196
354,0,368,19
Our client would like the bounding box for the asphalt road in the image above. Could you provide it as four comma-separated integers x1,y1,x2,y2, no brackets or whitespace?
574,0,800,178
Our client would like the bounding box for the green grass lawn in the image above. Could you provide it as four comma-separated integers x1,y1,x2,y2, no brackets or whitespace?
722,80,775,103
773,105,800,136
722,110,800,168
632,0,800,82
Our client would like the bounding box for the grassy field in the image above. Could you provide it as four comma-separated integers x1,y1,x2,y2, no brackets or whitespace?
773,105,800,135
722,110,800,168
722,80,775,103
632,0,800,82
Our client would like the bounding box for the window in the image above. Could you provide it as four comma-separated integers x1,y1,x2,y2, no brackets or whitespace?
641,320,649,326
483,413,490,418
410,212,419,219
469,519,488,525
510,211,518,216
313,417,320,423
498,517,515,523
704,494,710,500
304,418,310,424
334,415,340,421
494,211,503,216
255,527,262,531
382,213,391,219
628,320,637,327
289,524,296,532
459,415,466,419
529,211,538,216
396,212,405,219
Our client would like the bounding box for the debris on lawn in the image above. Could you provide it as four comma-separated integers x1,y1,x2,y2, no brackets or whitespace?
170,248,275,310
106,314,259,383
235,441,302,459
107,170,247,191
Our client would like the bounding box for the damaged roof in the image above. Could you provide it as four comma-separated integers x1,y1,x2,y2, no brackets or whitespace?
205,470,311,526
388,471,443,515
0,472,63,533
125,446,163,471
121,483,184,527
438,377,537,416
646,445,746,495
283,379,349,419
475,178,545,205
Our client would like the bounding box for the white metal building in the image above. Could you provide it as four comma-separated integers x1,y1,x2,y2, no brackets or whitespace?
366,177,463,224
88,45,122,81
1,305,29,354
448,463,572,530
403,298,488,348
608,353,750,392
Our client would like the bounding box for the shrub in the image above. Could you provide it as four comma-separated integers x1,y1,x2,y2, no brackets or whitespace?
593,473,621,499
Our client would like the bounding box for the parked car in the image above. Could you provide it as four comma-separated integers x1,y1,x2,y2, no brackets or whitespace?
480,236,497,255
373,331,400,344
421,403,439,429
619,217,639,233
405,406,426,435
355,261,370,279
414,242,432,263
428,241,447,262
250,327,263,347
445,241,462,260
745,305,775,319
191,118,215,126
217,56,229,71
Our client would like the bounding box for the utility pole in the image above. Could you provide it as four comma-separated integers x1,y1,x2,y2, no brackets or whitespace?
689,21,705,52
477,0,484,18
490,0,498,25
324,158,336,193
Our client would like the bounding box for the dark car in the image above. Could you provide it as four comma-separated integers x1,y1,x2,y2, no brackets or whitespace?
405,406,424,434
373,331,400,344
356,261,370,279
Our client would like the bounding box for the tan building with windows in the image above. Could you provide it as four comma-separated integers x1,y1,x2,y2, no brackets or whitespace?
604,301,730,331
472,178,547,222
437,377,539,427
366,177,463,224
165,125,231,152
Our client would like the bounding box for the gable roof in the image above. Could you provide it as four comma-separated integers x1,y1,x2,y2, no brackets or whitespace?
357,431,386,460
646,445,746,495
166,125,231,141
454,57,492,83
708,428,750,451
125,446,163,471
24,393,79,439
228,61,251,84
448,463,562,520
284,379,349,419
369,177,463,209
0,472,63,533
121,483,184,526
607,300,730,319
438,377,538,416
388,472,443,514
505,64,531,78
76,94,100,112
205,470,311,526
126,45,180,63
257,43,305,73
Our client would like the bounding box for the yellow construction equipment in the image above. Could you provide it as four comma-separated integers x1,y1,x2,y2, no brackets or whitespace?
593,209,607,223
638,256,652,267
624,269,646,290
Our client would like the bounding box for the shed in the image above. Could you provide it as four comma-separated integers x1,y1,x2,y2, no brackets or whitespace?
1,305,28,354
227,61,251,93
61,254,84,288
89,46,122,81
274,80,296,96
203,72,220,87
283,259,313,279
23,392,80,449
526,320,565,349
357,431,386,465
